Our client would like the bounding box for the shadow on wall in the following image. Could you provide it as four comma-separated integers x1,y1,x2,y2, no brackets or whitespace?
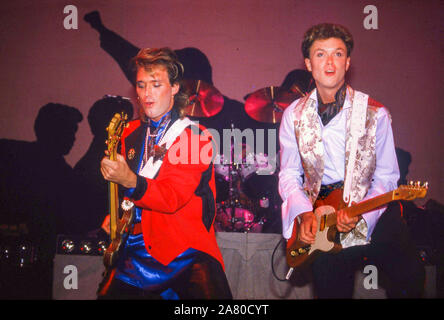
0,97,136,299
83,10,314,150
73,95,134,236
0,102,83,299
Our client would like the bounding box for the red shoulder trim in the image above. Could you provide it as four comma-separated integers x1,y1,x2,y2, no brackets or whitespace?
367,97,384,109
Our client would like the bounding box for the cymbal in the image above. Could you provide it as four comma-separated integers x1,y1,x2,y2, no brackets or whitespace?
182,79,224,117
244,86,302,123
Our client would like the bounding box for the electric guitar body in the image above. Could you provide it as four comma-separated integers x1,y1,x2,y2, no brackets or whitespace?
286,183,428,270
286,188,343,270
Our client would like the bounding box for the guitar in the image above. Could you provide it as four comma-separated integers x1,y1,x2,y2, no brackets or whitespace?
102,112,135,269
286,182,428,271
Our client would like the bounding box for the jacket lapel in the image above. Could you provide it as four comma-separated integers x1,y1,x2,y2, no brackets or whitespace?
124,123,146,174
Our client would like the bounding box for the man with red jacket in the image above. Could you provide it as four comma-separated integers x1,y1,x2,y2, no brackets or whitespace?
98,47,232,299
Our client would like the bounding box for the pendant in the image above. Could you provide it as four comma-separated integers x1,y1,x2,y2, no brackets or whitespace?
127,148,136,160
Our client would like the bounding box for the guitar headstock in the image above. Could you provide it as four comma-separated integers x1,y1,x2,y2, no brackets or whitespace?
393,181,429,201
106,112,129,157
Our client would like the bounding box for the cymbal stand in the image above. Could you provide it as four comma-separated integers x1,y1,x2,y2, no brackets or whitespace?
269,86,283,124
227,122,242,230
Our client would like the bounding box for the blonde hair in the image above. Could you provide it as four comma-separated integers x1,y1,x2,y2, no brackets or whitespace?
131,47,188,120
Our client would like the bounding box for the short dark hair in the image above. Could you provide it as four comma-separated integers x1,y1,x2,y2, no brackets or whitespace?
301,23,354,59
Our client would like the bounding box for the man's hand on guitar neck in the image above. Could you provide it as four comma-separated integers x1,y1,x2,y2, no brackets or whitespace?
336,208,360,233
101,153,137,188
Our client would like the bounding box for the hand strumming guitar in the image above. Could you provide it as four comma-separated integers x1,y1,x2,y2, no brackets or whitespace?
298,211,317,244
290,209,360,248
286,211,316,254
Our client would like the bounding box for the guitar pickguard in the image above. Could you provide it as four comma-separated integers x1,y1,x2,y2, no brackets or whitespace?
309,205,338,255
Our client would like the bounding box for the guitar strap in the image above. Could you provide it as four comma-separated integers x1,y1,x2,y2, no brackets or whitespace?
341,89,374,248
292,86,378,247
343,90,369,205
139,117,194,179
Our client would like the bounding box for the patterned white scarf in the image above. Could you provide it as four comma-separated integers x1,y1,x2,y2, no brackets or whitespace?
293,86,379,247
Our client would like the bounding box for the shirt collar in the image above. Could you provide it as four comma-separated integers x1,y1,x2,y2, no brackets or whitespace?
310,84,352,110
149,110,172,129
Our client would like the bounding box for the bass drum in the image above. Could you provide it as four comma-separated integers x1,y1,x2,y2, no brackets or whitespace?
214,204,263,233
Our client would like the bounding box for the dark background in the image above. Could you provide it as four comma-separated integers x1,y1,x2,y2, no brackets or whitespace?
1,0,441,204
0,0,443,299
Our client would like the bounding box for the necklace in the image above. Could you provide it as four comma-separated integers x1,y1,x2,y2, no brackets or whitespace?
142,116,171,168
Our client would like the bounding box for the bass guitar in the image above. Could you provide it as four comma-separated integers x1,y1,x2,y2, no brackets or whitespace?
102,112,135,269
286,182,428,271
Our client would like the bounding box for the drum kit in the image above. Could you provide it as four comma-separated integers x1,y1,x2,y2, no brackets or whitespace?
183,79,305,233
213,145,278,233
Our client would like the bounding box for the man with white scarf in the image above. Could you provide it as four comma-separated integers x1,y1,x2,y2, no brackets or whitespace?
279,23,424,298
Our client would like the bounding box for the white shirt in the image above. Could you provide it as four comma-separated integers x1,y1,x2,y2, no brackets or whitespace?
278,90,400,241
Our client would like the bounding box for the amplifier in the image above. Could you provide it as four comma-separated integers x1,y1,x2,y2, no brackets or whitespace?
52,234,106,300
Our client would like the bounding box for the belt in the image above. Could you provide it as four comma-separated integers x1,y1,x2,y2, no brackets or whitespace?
131,223,143,235
318,181,344,199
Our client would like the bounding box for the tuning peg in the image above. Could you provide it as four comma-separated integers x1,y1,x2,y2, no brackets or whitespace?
408,180,419,186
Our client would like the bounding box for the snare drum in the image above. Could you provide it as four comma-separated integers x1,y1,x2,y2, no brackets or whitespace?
214,205,256,233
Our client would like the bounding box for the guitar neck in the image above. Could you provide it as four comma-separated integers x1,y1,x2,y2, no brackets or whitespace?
344,190,395,219
105,112,130,242
109,150,119,240
109,181,118,240
325,189,396,227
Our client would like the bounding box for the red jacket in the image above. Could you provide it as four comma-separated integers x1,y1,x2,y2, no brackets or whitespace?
120,117,224,268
